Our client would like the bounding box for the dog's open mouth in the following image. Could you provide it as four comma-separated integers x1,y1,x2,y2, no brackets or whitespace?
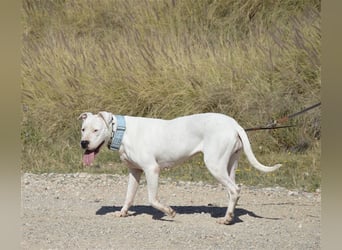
82,141,105,166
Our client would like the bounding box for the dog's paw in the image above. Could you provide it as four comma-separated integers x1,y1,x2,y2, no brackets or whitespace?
216,213,234,225
113,211,129,218
166,208,176,218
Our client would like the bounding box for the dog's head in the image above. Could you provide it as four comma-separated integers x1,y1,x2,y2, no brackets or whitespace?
78,111,113,166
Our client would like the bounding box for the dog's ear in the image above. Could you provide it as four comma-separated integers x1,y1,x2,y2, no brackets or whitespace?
98,111,113,128
78,112,92,121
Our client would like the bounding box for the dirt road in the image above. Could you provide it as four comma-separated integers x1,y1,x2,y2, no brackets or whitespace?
21,173,320,249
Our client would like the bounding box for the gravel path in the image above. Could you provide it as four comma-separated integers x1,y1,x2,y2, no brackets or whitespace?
21,173,320,249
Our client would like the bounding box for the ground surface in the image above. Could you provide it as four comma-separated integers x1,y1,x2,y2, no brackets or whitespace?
21,173,320,249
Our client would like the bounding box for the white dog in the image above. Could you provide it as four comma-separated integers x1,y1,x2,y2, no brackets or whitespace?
79,112,281,224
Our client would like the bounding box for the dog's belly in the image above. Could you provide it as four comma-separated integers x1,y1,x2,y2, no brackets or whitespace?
155,147,202,169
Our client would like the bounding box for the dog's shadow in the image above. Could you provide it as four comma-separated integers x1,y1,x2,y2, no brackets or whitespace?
96,205,280,224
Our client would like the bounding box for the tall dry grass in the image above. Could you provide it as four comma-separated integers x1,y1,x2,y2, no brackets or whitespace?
21,0,321,191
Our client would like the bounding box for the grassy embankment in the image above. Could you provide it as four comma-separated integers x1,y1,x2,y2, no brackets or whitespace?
22,0,321,191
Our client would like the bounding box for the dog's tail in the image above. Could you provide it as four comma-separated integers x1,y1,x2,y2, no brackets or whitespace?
236,125,281,173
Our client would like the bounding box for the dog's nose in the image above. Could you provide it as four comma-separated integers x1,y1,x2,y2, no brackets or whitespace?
81,140,89,149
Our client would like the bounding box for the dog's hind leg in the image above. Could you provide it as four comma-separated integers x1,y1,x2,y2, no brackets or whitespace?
221,151,242,224
207,165,240,225
228,150,241,186
204,141,241,225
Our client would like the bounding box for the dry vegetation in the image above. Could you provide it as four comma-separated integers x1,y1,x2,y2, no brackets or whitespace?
21,0,321,191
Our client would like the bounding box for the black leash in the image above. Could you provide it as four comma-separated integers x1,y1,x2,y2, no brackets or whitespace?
245,124,296,132
245,102,321,132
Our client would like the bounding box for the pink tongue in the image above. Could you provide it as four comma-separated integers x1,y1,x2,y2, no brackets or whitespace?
83,151,95,166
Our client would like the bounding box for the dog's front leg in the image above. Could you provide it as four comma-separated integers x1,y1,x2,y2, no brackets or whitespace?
145,166,176,218
114,168,142,217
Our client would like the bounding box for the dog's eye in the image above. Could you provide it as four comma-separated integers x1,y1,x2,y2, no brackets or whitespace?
94,129,98,133
81,128,85,132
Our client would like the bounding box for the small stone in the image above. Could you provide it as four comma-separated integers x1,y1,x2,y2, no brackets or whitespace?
79,173,88,178
288,191,298,196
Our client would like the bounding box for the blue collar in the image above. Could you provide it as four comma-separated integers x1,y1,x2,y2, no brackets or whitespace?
108,115,126,151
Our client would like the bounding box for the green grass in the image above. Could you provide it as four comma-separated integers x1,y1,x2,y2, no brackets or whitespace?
21,0,321,191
